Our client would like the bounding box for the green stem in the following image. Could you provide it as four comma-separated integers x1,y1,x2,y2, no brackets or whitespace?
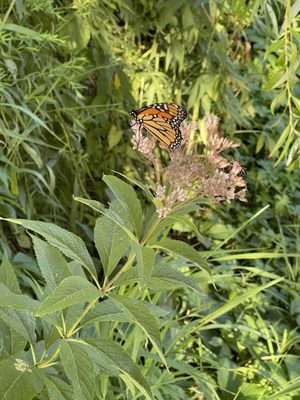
37,345,61,369
66,297,99,338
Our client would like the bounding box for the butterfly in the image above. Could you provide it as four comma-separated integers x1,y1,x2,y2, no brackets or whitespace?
129,102,187,150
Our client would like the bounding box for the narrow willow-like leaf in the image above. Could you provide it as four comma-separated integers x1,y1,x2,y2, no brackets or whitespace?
266,376,300,399
94,216,130,278
60,341,95,400
1,218,97,278
103,175,143,237
0,356,45,400
36,276,100,316
32,236,71,290
199,278,284,327
0,253,20,294
84,339,153,400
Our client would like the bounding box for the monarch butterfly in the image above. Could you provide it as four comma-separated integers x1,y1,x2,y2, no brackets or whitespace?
129,102,187,150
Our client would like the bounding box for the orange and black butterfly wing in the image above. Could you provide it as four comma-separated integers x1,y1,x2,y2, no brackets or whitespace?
133,103,187,123
141,115,183,150
129,102,187,149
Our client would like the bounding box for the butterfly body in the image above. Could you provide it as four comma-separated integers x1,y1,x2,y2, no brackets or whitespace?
129,102,187,150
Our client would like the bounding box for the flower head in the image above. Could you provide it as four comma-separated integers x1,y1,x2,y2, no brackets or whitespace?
130,113,247,217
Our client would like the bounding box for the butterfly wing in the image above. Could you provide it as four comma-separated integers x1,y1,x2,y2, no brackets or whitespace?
141,115,182,150
129,102,187,149
135,103,187,122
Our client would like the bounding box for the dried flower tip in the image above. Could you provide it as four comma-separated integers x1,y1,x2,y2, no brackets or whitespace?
236,188,247,202
131,129,155,162
205,115,219,135
230,161,245,176
209,154,231,169
181,121,198,144
156,184,166,200
157,206,172,219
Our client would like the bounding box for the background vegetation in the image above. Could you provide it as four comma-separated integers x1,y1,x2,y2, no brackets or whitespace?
0,0,300,399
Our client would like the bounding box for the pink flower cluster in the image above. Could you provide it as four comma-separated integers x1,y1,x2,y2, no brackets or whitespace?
130,114,247,218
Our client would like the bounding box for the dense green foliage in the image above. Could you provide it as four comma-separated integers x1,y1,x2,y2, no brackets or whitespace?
0,1,300,399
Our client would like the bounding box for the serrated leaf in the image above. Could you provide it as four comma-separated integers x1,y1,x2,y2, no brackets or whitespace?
0,308,35,343
155,238,211,275
0,355,45,400
32,236,71,290
36,276,101,316
148,263,200,292
109,294,166,366
60,340,95,400
0,253,20,294
131,243,155,285
94,216,130,278
84,339,153,399
44,375,73,400
82,298,130,326
103,175,143,237
0,283,39,312
105,201,137,240
73,196,104,213
1,219,97,278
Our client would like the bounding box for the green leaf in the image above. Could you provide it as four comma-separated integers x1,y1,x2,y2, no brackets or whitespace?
0,355,45,400
0,283,39,312
84,339,153,400
36,276,101,316
1,23,40,37
199,278,284,327
44,375,73,400
269,125,291,158
263,69,288,91
63,13,91,51
32,236,71,290
1,219,97,279
131,243,155,285
94,216,130,278
109,294,166,366
105,201,137,240
265,377,300,399
103,175,143,237
0,253,20,294
0,103,55,136
82,298,130,326
108,124,122,150
60,340,95,400
154,238,211,275
266,4,278,36
0,308,35,343
73,196,104,213
148,263,200,292
270,90,286,114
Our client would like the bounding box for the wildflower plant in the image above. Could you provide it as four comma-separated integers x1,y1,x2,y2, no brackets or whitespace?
131,114,247,218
